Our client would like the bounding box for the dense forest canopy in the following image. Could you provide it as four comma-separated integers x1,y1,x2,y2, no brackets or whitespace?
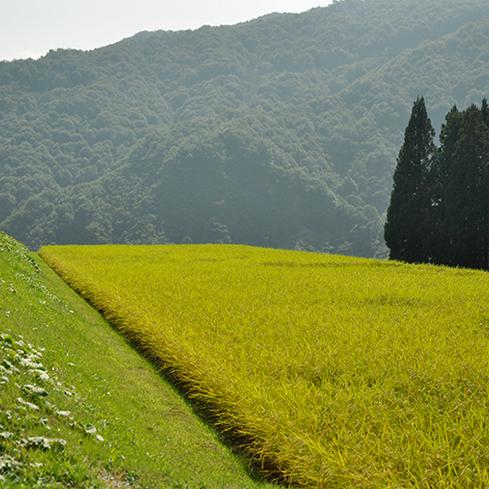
1,0,489,255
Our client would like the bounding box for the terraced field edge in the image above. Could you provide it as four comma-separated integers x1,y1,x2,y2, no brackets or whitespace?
39,246,289,484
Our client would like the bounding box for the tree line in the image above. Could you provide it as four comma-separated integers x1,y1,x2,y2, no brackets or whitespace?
385,97,489,270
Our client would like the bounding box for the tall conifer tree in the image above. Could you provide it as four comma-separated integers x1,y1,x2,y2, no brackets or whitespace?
436,105,489,268
430,106,462,265
385,97,435,263
482,98,489,126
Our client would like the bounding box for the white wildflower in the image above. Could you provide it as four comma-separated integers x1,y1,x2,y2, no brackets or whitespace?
17,397,40,411
0,455,21,472
29,369,49,382
22,384,48,397
56,410,71,418
19,436,66,450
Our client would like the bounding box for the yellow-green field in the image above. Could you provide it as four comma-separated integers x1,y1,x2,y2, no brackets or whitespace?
40,244,489,488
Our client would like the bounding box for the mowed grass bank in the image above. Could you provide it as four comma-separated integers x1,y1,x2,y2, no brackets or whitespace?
1,234,276,488
40,244,489,488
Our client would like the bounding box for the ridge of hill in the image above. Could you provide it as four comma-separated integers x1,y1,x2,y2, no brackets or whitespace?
1,0,489,254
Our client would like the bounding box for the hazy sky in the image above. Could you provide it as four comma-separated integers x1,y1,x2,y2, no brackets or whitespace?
1,0,333,61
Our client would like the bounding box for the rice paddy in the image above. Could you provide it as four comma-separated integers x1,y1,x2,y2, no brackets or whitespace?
1,234,271,488
40,244,489,488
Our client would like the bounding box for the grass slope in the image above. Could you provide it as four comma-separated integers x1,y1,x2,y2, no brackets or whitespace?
40,243,489,488
0,233,277,488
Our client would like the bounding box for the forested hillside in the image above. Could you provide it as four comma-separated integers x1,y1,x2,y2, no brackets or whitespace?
1,0,489,255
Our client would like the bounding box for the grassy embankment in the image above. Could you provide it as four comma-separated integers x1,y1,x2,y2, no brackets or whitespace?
0,233,278,488
40,243,489,488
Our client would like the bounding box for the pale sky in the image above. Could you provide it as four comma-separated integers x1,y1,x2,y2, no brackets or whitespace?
1,0,333,61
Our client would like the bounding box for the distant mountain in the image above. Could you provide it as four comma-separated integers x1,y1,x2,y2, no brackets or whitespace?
1,0,489,255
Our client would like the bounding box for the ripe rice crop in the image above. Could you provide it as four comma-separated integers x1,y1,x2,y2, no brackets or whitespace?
40,244,489,488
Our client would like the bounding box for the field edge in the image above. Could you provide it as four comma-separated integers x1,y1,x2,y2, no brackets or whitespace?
39,245,292,486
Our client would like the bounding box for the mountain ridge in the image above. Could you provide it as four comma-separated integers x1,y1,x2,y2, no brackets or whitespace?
1,0,489,254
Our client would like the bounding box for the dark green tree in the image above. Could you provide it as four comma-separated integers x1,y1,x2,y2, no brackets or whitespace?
482,98,489,125
433,104,489,269
384,97,435,263
429,105,462,264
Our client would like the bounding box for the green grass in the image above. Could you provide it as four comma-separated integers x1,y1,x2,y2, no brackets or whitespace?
0,233,278,488
40,243,489,488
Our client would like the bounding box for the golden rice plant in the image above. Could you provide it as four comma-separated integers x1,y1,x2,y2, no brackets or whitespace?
40,244,489,488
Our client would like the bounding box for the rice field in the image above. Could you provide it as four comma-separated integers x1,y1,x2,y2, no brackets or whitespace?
40,244,489,488
2,234,269,488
